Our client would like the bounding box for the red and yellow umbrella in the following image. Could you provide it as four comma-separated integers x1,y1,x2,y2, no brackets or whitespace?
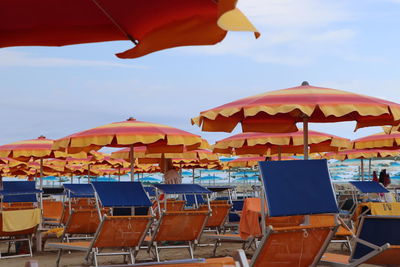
0,0,259,59
193,82,400,159
53,117,204,180
213,130,351,156
322,148,400,161
353,132,400,150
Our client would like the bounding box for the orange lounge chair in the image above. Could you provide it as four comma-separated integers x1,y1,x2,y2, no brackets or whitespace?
147,210,210,262
0,213,37,259
199,203,231,233
245,214,338,267
48,215,152,267
42,200,63,223
42,208,109,250
152,199,185,218
321,215,400,266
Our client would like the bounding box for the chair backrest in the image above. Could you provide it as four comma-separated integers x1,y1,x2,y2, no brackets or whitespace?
42,200,63,221
0,213,37,237
259,159,339,217
91,215,152,249
153,211,209,242
351,215,400,265
92,182,152,208
252,214,337,267
199,204,231,228
64,208,109,235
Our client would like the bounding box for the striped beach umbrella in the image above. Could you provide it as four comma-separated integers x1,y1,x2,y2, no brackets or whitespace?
323,149,400,161
353,132,400,150
213,130,351,157
0,0,258,59
53,117,204,181
193,82,400,159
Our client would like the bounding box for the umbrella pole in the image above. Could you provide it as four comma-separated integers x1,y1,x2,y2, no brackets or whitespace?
129,145,135,181
278,147,282,161
192,168,195,184
303,116,309,160
87,164,91,183
228,168,231,184
361,159,364,181
368,158,372,181
37,158,44,252
118,167,121,182
71,174,73,184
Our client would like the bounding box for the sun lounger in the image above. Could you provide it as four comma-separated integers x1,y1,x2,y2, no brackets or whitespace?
0,212,37,259
239,159,340,267
50,215,152,267
0,181,43,257
321,215,400,266
147,184,212,261
42,200,63,223
48,182,153,267
199,203,231,232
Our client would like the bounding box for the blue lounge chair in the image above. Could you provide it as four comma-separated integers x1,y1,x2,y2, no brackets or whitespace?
321,215,400,266
247,159,339,267
49,182,153,267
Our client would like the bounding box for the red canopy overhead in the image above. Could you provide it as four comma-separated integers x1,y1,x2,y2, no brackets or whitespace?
0,0,259,58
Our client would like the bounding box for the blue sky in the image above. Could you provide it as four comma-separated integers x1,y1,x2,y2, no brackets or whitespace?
1,0,400,148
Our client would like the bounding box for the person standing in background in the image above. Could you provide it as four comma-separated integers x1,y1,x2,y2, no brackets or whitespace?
372,171,378,182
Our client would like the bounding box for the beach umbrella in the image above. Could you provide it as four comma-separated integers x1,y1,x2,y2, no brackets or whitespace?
213,130,351,158
192,81,400,159
353,132,400,150
323,148,400,161
0,136,59,190
0,0,259,59
53,118,204,181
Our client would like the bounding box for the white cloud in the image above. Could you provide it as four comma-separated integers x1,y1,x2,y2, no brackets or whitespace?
0,50,147,68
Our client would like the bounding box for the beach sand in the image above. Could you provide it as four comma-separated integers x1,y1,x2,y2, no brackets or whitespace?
1,238,377,267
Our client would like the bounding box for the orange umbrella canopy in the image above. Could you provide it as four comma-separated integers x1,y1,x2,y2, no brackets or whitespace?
0,136,57,161
323,149,400,161
192,82,400,133
0,0,259,58
111,147,217,163
213,130,351,156
353,132,400,150
53,118,203,154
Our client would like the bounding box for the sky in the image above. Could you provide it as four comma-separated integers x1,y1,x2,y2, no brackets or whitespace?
1,0,400,150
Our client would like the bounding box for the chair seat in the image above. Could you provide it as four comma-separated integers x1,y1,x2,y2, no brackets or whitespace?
204,233,251,241
321,252,350,264
47,241,90,251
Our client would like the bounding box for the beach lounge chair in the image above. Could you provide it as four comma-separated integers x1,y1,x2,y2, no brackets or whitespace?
0,181,42,258
42,200,63,223
199,203,231,233
321,215,400,266
244,159,340,267
48,182,153,267
147,184,212,261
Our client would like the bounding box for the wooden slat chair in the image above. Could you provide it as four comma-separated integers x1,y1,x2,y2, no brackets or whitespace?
321,215,400,266
0,213,37,259
48,215,152,267
147,210,210,262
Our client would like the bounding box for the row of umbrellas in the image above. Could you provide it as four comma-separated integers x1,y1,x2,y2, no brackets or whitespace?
1,83,400,186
